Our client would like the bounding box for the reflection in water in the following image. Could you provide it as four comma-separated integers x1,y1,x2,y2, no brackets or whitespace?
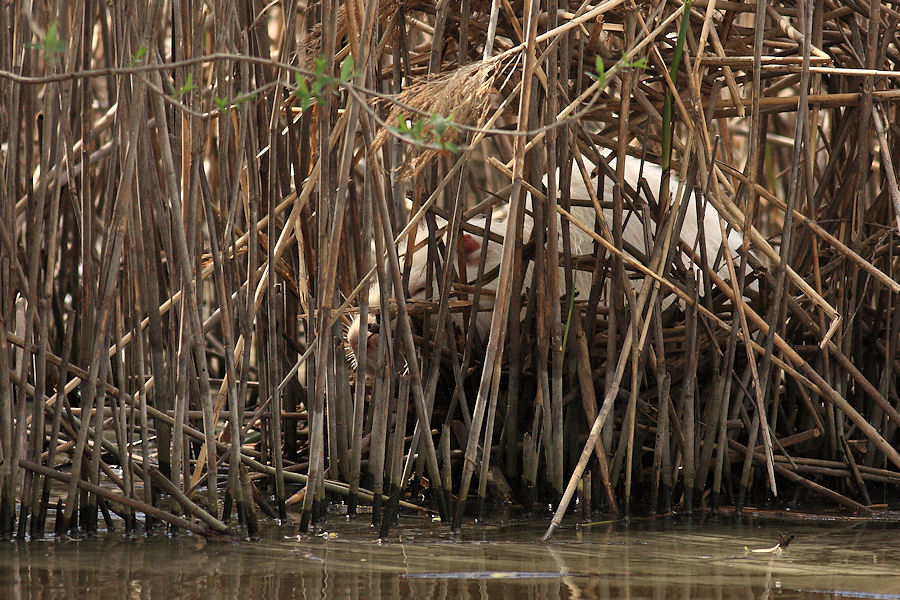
1,518,899,599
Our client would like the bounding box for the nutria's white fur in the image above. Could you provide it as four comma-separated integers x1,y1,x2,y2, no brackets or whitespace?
347,154,747,370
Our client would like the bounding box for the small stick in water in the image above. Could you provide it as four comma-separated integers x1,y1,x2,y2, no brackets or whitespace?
744,533,795,556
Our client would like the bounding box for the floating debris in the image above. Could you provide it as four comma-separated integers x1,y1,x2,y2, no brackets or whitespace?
745,534,796,556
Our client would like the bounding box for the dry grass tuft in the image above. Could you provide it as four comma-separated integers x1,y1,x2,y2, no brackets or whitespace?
375,61,497,180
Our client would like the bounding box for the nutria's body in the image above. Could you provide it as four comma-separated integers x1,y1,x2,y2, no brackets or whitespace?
347,154,748,372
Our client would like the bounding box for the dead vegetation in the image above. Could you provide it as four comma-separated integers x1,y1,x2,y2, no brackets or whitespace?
1,0,900,540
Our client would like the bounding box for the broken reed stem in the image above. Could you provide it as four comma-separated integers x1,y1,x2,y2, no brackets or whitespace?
20,459,233,539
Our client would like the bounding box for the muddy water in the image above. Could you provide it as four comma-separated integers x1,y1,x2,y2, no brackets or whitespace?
1,515,898,599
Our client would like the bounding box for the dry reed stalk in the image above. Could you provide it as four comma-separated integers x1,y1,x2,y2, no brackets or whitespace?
453,0,542,528
381,373,410,536
348,176,374,516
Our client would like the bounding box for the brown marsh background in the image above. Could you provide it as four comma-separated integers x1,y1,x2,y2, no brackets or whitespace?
1,0,900,542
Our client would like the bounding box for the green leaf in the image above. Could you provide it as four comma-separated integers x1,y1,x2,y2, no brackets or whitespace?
311,78,324,100
234,92,256,106
587,55,606,86
30,20,66,61
619,51,648,71
44,21,65,56
340,55,354,82
314,56,327,76
174,73,198,98
411,118,426,138
128,45,148,67
294,73,312,110
430,112,448,136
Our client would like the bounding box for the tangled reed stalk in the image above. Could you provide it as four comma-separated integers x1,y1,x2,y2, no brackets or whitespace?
1,0,900,540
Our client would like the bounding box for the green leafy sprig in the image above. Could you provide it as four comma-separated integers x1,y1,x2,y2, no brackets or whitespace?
293,55,357,110
394,111,460,153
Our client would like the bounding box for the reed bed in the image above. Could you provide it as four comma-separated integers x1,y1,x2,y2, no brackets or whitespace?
1,0,899,540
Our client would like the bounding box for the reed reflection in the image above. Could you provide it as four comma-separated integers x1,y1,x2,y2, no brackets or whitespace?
2,521,898,599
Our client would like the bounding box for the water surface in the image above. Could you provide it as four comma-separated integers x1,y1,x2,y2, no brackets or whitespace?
1,514,898,599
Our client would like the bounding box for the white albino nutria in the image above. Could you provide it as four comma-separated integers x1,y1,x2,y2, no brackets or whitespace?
346,153,750,373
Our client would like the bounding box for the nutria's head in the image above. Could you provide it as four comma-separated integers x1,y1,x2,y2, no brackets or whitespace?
345,218,499,377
